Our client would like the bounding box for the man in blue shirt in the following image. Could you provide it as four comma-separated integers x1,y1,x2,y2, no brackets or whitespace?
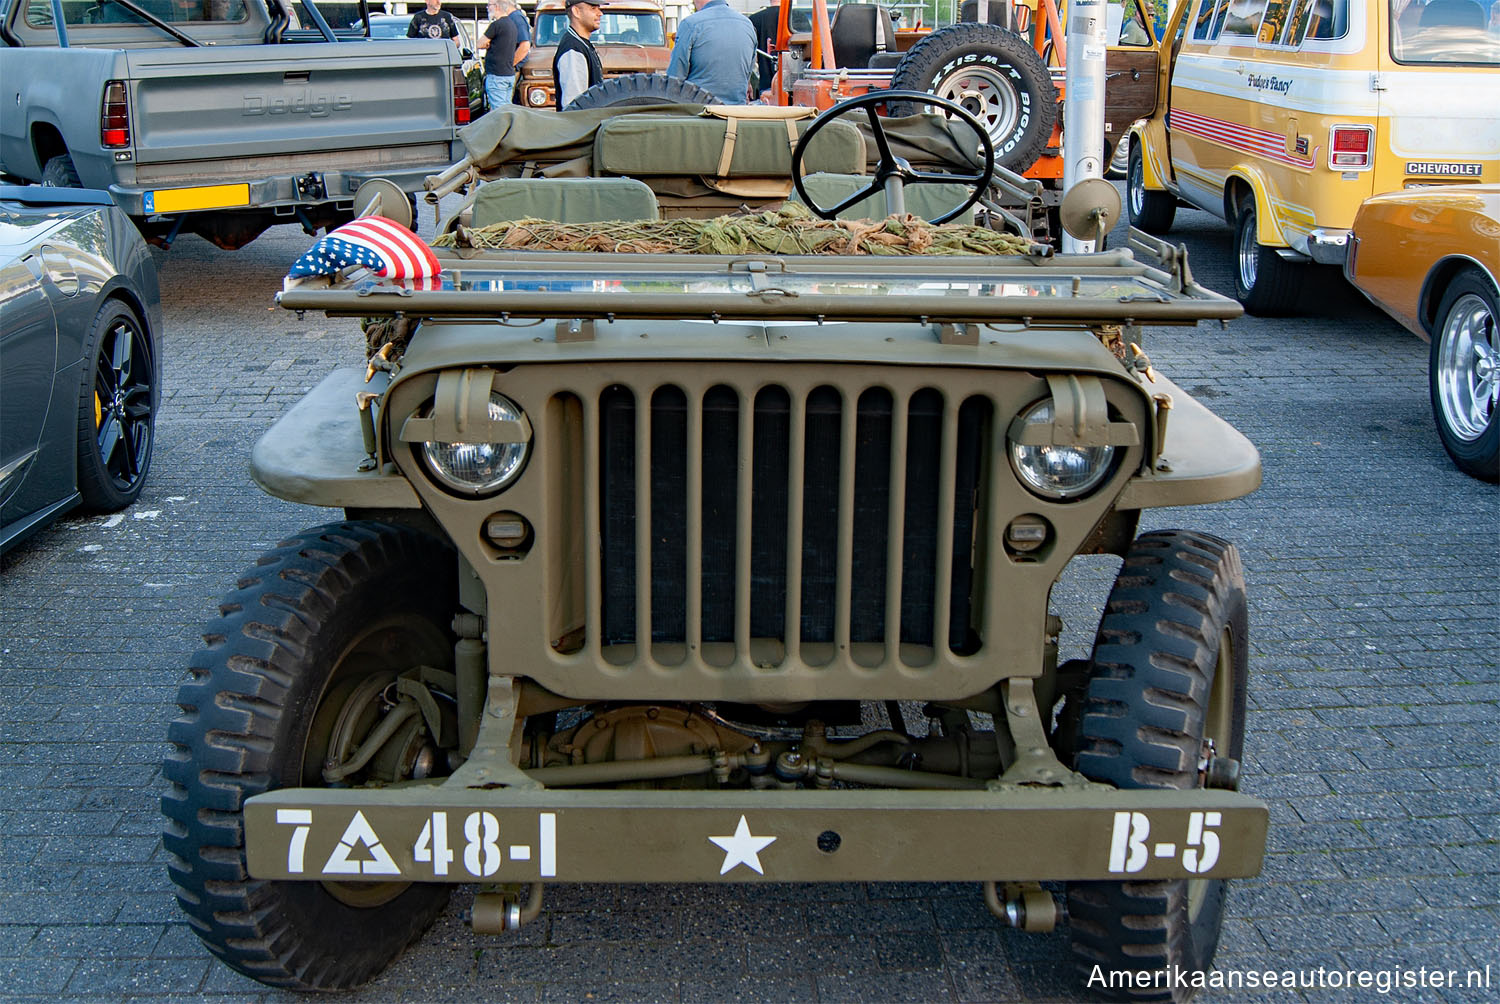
667,0,757,104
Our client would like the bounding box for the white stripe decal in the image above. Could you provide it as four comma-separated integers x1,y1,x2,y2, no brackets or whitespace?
539,812,556,877
1169,109,1315,169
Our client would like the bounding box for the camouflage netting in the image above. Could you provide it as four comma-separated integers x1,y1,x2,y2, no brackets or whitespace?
433,204,1034,257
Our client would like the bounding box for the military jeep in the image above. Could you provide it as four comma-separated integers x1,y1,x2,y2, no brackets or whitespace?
162,97,1266,999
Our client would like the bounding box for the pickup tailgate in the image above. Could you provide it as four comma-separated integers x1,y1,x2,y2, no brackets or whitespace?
123,40,458,167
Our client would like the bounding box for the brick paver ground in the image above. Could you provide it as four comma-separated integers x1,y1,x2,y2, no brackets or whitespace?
1,201,1495,1002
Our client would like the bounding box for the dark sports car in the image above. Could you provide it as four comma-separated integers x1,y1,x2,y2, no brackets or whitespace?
1,186,162,552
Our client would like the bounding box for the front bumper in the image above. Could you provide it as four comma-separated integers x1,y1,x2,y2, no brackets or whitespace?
246,784,1267,883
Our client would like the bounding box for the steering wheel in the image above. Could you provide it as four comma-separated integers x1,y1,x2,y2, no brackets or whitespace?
791,89,996,226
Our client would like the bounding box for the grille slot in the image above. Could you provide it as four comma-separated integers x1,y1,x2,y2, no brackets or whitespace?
594,382,989,668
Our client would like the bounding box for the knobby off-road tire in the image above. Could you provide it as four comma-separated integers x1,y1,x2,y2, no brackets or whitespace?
1127,142,1175,235
1232,197,1301,316
41,153,82,188
565,72,720,111
76,299,156,513
1428,272,1499,482
1068,530,1249,1003
162,521,459,990
888,23,1057,173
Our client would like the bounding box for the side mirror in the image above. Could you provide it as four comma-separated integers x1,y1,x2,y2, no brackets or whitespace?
460,47,474,60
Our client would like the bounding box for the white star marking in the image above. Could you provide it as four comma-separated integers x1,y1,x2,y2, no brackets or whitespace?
708,815,777,875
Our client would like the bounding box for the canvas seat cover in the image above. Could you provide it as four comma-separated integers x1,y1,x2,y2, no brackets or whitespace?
471,177,661,226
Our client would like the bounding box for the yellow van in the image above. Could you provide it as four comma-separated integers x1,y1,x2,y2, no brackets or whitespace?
1127,0,1500,313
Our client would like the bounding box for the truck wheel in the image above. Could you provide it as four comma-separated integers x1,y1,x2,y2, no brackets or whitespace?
565,72,720,110
76,300,156,513
41,154,82,188
1067,530,1248,1002
162,521,459,990
1127,142,1175,234
888,23,1057,172
1429,272,1500,482
1232,197,1301,316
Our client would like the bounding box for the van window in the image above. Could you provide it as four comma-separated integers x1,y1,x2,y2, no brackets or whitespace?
1303,0,1348,39
1256,0,1297,42
27,0,247,26
1110,0,1155,45
1391,0,1500,62
1221,0,1269,35
1192,0,1231,38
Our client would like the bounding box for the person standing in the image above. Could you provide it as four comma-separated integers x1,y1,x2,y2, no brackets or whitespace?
477,0,521,109
552,0,604,110
666,0,757,104
406,0,461,40
509,0,532,99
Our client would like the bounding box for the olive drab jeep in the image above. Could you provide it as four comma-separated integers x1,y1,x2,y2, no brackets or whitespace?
161,95,1267,1001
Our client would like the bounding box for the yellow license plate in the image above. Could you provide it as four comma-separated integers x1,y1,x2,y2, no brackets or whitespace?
143,184,250,214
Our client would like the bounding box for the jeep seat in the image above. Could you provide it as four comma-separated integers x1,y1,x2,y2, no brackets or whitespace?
470,177,660,227
830,4,899,68
788,173,979,224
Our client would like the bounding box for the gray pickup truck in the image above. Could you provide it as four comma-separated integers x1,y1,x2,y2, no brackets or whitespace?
0,0,467,248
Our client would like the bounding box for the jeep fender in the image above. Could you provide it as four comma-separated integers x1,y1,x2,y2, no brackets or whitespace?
1223,167,1287,248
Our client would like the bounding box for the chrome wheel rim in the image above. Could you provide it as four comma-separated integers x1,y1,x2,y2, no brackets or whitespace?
1128,152,1145,218
1436,293,1498,442
94,315,153,492
1236,211,1258,292
932,66,1021,147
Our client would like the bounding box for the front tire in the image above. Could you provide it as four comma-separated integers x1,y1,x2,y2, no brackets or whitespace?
1429,273,1499,482
162,521,459,990
1127,142,1175,234
1232,197,1301,315
1067,530,1249,1002
76,300,155,513
888,23,1057,172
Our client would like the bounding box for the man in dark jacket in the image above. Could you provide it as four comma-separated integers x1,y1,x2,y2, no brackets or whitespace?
552,0,604,109
407,0,461,40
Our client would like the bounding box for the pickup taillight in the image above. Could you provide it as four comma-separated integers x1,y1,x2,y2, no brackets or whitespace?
452,68,470,126
101,80,130,149
1329,125,1373,170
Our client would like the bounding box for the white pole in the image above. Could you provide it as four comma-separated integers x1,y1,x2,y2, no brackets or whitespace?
1061,0,1108,253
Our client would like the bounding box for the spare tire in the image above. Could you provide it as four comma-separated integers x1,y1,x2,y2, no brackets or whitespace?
889,24,1056,172
565,73,721,111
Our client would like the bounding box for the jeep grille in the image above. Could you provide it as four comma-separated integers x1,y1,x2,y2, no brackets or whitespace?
576,381,991,669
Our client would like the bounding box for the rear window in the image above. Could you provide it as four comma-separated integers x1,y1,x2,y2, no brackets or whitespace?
27,0,247,26
1391,0,1500,62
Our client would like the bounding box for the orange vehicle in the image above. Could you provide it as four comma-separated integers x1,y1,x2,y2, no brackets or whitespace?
762,0,1166,181
1346,184,1500,481
516,0,673,109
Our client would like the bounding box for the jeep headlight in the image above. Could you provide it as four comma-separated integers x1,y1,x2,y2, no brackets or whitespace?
528,87,549,106
1008,399,1116,500
420,393,530,495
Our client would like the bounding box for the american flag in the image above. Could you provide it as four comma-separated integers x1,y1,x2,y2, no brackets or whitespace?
287,216,441,281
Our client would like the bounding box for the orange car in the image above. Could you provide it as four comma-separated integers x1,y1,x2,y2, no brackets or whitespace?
1346,185,1499,482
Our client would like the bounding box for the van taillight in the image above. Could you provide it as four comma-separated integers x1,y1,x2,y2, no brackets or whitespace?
1329,126,1373,170
101,80,130,149
452,69,470,126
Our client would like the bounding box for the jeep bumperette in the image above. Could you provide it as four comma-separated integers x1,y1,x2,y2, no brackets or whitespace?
162,97,1266,1000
